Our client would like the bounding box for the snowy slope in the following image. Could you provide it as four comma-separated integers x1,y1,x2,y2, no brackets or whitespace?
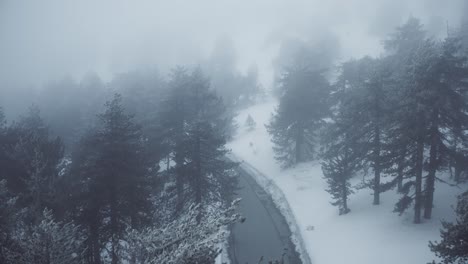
227,99,466,264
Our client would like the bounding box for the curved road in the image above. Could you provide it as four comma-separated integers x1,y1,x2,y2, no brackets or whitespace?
228,164,302,264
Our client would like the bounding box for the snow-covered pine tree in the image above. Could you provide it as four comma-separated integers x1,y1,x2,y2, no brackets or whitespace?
16,209,85,264
125,199,242,264
429,190,468,263
267,63,330,168
245,114,256,131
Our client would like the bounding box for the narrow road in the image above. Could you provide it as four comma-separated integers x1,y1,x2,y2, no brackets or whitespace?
228,164,302,264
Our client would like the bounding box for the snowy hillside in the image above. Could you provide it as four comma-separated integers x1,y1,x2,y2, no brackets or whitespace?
228,99,466,264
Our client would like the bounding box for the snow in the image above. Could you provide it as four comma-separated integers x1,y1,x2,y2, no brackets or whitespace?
227,98,467,264
215,227,231,264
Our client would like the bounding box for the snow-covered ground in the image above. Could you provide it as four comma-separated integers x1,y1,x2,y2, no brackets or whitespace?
227,99,466,264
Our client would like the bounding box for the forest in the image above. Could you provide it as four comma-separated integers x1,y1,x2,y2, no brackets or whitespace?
1,1,468,264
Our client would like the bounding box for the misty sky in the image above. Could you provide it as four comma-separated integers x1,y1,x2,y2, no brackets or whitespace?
0,0,466,90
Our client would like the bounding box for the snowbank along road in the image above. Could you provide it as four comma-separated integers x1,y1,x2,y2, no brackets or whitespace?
228,165,302,264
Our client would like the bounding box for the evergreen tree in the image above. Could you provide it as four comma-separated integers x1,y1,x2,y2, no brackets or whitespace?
389,32,468,221
0,106,64,224
0,180,21,264
159,67,194,214
160,67,238,219
182,68,238,220
421,35,468,219
0,106,6,187
382,18,431,223
321,72,362,215
321,135,360,215
267,65,330,168
0,106,5,130
126,199,242,264
429,190,468,264
245,114,256,131
335,57,393,205
68,94,155,264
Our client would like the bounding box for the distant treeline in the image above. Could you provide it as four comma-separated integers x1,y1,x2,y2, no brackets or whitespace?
0,66,255,264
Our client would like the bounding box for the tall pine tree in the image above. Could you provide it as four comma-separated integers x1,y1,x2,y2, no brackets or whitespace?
321,68,363,215
267,64,330,168
68,94,155,264
159,67,238,220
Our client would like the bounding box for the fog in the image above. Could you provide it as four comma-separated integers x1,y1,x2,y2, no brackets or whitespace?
0,0,466,117
2,2,468,264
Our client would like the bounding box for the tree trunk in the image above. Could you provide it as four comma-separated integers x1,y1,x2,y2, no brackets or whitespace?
414,134,424,224
424,110,438,219
454,161,461,183
342,147,350,215
373,124,381,205
453,152,465,183
90,214,101,264
166,154,170,171
342,177,349,215
175,152,184,214
372,82,383,205
397,147,406,192
110,189,118,264
295,124,304,164
195,131,202,223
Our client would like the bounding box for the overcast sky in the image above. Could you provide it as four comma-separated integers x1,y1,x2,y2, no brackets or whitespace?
0,0,466,90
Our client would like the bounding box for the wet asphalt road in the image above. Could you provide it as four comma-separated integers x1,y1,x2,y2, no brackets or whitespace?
228,164,302,264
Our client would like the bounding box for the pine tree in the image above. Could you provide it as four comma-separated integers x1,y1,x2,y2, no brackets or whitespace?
0,106,6,189
159,67,238,219
0,107,5,130
335,57,393,205
429,190,468,264
389,33,468,221
245,114,256,131
68,94,154,264
421,35,468,219
383,18,430,223
125,199,242,264
159,67,193,215
321,73,362,215
67,132,105,264
321,138,359,215
0,180,21,264
267,65,330,168
182,68,238,220
0,106,64,224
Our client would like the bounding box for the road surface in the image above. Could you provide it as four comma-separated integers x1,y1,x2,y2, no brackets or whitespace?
228,164,302,264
